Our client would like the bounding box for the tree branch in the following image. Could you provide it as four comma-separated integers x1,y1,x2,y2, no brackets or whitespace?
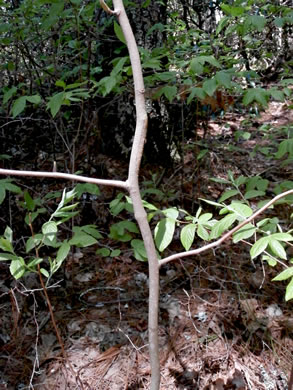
159,189,293,267
0,169,128,189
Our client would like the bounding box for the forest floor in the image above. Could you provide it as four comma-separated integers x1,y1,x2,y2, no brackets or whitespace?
0,100,293,389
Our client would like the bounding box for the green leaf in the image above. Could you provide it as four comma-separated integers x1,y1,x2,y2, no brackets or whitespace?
215,71,232,87
219,189,239,202
244,15,266,32
200,55,221,68
221,4,245,17
272,267,293,281
216,16,229,35
0,253,18,261
155,218,176,252
228,203,253,219
42,221,58,242
200,198,224,208
111,57,128,76
56,241,70,262
114,21,126,45
10,257,25,279
131,239,148,261
190,58,204,74
24,190,35,211
269,89,284,102
256,179,269,191
40,268,49,278
197,224,210,241
96,248,111,257
78,225,100,239
56,80,66,89
210,214,237,240
0,186,5,205
162,208,179,219
47,92,65,117
244,190,265,200
262,255,277,267
180,224,196,251
285,277,293,301
270,233,293,242
243,88,268,107
69,232,97,247
198,213,213,223
275,139,293,159
3,86,17,104
74,183,100,198
161,85,177,102
26,235,43,253
11,96,27,118
187,87,206,104
202,78,217,97
0,237,14,253
4,226,13,243
110,249,121,257
233,223,256,243
250,236,269,259
268,238,287,260
26,95,41,104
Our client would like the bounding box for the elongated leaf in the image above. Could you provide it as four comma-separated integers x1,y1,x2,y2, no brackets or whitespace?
114,21,126,44
3,86,17,104
4,226,13,243
0,237,14,253
26,95,41,104
198,213,213,223
210,213,237,240
215,71,231,87
197,224,210,240
10,257,25,279
250,236,269,259
244,190,265,200
202,78,217,97
268,238,287,260
270,233,293,242
47,92,65,117
12,96,26,118
0,253,18,261
162,208,179,219
155,218,176,252
0,187,6,204
262,255,277,267
131,239,148,261
42,221,57,242
272,267,293,281
161,85,177,102
111,57,128,76
233,223,256,243
180,224,196,251
26,235,43,253
69,232,97,247
81,225,102,239
56,241,70,262
228,203,253,219
285,277,293,301
219,189,239,202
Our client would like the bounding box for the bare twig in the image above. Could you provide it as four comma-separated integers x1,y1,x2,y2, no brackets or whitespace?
0,168,127,189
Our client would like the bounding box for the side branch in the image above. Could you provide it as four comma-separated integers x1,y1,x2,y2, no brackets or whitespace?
0,169,128,189
159,189,293,267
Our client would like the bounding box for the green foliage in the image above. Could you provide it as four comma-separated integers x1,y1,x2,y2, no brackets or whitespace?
0,184,102,281
0,179,22,204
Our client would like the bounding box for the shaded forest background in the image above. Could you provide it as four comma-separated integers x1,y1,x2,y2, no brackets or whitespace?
0,0,293,389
